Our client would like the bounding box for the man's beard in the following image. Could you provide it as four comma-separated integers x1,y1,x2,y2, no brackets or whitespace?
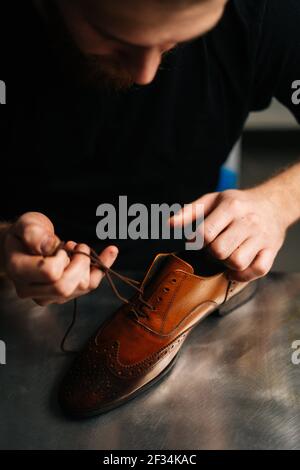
41,1,135,92
79,54,135,91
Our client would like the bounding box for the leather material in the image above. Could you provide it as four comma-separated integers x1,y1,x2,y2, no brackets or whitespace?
59,253,249,417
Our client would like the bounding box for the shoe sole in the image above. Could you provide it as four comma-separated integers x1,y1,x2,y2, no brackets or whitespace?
61,280,259,419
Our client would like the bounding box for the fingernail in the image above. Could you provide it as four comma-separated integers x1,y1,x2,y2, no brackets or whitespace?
110,246,118,257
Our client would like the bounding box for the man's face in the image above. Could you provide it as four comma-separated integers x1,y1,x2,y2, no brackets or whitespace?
44,0,227,90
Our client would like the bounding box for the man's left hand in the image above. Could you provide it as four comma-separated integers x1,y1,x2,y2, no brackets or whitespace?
169,187,288,282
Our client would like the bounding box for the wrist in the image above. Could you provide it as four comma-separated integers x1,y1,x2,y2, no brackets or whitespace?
249,180,294,231
251,162,300,229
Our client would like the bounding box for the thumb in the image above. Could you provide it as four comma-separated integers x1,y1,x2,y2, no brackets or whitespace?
12,212,60,257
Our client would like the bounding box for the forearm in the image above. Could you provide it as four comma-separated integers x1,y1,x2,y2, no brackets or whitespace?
250,160,300,229
0,222,12,274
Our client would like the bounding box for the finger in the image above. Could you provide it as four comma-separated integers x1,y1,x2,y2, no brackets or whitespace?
32,245,119,305
228,248,274,282
31,243,79,305
12,212,59,256
223,237,261,272
51,242,92,294
6,237,70,283
89,245,119,290
208,218,257,261
169,193,218,227
18,243,91,300
200,203,235,246
68,243,92,291
63,240,77,256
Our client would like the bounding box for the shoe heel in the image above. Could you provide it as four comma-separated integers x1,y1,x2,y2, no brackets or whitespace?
217,279,260,316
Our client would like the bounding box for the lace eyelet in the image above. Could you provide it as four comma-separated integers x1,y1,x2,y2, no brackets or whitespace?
163,287,170,292
171,278,177,283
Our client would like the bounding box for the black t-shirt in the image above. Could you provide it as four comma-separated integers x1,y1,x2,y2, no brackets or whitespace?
1,0,300,263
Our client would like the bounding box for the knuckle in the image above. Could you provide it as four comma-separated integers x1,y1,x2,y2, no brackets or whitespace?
221,191,243,213
78,278,90,291
53,282,73,299
204,224,217,243
210,242,228,260
245,212,260,226
227,197,242,213
89,281,98,291
76,244,90,257
229,254,248,271
222,189,238,199
219,190,233,204
80,243,91,252
40,263,62,283
253,262,269,277
90,277,102,291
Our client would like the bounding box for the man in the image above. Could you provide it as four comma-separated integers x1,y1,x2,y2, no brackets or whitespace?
0,0,300,307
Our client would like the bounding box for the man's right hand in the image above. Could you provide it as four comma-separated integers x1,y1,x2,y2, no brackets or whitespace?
1,212,118,306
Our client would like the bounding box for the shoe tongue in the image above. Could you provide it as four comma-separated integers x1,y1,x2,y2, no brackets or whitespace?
142,253,194,294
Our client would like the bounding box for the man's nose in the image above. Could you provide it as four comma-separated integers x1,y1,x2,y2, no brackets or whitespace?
127,47,162,85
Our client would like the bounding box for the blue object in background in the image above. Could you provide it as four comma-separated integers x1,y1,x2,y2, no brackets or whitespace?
216,140,241,191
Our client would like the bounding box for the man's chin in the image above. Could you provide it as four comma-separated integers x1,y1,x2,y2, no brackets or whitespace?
73,56,135,92
84,69,135,92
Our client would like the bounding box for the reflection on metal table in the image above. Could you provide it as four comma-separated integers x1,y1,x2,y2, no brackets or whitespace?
0,271,300,450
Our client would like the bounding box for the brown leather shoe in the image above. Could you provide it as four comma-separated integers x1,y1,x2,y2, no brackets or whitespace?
58,252,256,418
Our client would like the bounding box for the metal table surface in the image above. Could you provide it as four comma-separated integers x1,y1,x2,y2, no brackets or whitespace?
0,271,300,450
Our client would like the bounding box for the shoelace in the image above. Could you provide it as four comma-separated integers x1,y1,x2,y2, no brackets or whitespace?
53,242,153,353
53,242,238,354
